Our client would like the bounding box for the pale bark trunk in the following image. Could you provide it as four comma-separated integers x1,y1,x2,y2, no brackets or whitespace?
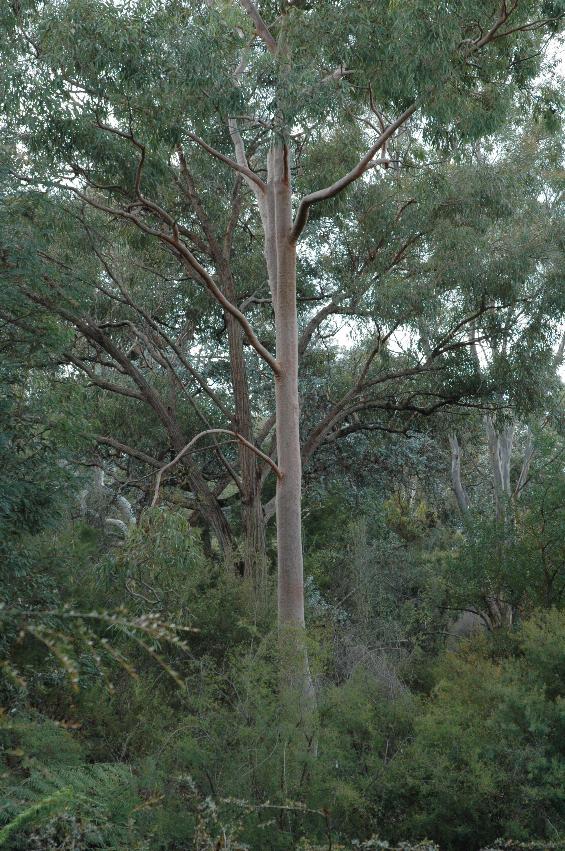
485,416,515,521
267,143,316,721
483,417,515,627
448,433,470,514
485,415,506,522
499,424,514,495
271,143,305,630
514,428,534,498
484,595,513,629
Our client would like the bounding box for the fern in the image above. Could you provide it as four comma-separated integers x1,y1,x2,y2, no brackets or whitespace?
0,787,72,847
0,761,140,849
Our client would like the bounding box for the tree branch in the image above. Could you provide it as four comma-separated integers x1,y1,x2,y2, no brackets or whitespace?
84,238,234,420
151,428,282,507
290,101,419,242
464,0,519,50
65,353,144,401
237,0,278,55
185,130,266,192
72,189,281,375
95,434,162,468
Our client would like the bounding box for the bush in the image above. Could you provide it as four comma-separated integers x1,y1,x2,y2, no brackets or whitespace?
380,610,565,849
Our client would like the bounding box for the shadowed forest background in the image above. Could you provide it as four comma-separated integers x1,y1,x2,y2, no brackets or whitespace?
1,0,565,848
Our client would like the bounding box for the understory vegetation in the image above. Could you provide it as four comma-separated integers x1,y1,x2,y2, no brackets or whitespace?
2,434,565,849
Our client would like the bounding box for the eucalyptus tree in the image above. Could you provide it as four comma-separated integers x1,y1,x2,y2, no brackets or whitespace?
447,325,565,627
2,0,564,694
442,136,565,627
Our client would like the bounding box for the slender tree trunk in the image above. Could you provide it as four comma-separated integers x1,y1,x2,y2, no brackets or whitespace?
485,415,506,523
448,433,470,514
514,427,534,498
221,268,267,580
268,143,316,727
271,143,305,630
499,424,514,495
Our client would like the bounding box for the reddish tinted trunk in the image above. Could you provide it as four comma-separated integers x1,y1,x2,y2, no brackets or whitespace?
270,144,305,629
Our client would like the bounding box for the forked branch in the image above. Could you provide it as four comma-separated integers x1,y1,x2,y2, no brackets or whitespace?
151,428,282,507
290,101,419,242
71,189,280,376
185,130,266,192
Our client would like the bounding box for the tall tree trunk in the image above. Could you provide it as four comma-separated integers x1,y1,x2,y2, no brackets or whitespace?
271,143,305,630
269,143,316,721
222,268,267,581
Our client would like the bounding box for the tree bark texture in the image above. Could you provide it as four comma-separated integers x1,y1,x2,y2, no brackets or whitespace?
269,143,306,631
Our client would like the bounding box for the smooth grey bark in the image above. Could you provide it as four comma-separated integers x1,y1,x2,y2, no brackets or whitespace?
448,433,470,514
499,424,514,496
228,112,310,645
485,415,508,522
228,61,308,631
447,421,520,629
484,416,515,521
228,113,315,720
514,427,534,498
79,465,136,539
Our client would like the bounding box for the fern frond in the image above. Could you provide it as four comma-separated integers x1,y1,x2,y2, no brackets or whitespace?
0,786,72,847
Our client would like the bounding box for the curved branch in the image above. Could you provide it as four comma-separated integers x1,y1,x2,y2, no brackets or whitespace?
290,101,419,242
151,428,282,507
185,131,266,192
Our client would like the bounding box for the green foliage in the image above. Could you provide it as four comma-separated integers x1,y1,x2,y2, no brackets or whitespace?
0,718,141,849
380,610,565,848
0,1,564,849
2,493,565,849
444,430,565,615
